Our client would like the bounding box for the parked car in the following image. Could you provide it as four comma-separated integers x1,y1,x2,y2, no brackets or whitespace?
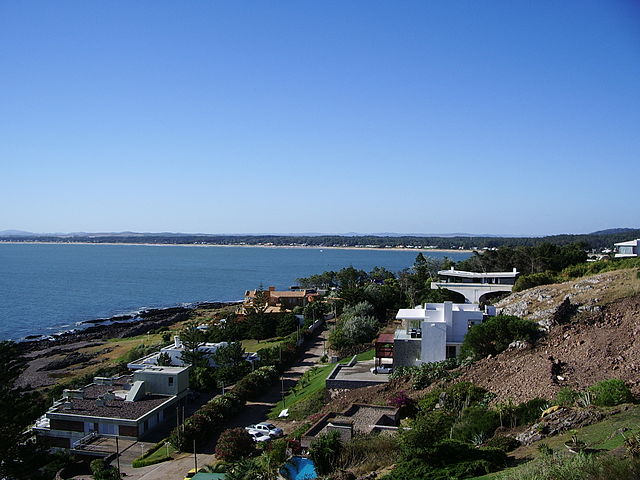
245,422,284,438
370,365,393,374
248,430,272,443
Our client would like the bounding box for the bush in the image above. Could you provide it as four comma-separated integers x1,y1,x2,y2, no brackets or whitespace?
486,435,520,452
588,379,634,407
450,407,500,444
233,366,279,400
515,397,549,425
460,315,540,359
501,451,640,480
391,358,460,390
399,410,454,458
513,272,558,292
215,428,256,461
555,387,579,407
310,430,343,475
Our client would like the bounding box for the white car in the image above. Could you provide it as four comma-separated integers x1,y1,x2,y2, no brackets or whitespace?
245,422,284,438
370,365,393,374
248,431,272,443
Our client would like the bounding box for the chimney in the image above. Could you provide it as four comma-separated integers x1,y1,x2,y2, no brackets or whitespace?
63,401,74,410
268,286,275,291
513,267,517,273
174,336,181,348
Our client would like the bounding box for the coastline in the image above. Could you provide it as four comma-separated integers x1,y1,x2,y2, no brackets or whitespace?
15,301,240,350
0,240,473,254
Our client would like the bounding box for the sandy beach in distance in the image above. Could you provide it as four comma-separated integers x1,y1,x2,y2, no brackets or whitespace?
0,241,474,254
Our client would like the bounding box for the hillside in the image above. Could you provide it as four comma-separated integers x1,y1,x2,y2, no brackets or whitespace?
456,268,640,403
495,268,640,328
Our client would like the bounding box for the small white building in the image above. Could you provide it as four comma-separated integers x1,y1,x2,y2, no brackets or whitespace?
393,302,495,366
127,336,229,370
614,239,640,258
431,267,519,303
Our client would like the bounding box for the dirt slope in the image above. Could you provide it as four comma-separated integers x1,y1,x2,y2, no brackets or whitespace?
457,292,640,403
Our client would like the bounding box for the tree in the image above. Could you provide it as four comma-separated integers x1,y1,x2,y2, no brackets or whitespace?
90,459,120,480
213,342,249,384
179,322,206,367
215,428,256,461
276,313,299,337
303,300,327,323
157,351,173,366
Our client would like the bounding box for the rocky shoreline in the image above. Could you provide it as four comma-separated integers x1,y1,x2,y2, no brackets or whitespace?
15,301,240,355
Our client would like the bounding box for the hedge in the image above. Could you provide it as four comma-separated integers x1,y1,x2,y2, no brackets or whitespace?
169,366,281,451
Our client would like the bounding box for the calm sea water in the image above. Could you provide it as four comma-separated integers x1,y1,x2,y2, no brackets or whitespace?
0,243,470,340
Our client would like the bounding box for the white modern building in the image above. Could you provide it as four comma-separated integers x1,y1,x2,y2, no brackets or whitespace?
393,302,495,366
614,239,640,258
127,336,259,370
431,267,519,303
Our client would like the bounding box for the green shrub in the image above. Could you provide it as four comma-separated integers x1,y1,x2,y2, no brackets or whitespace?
310,430,343,475
486,435,520,452
132,455,172,468
391,358,460,390
515,397,549,425
502,451,640,480
399,410,454,458
215,428,256,461
451,406,500,444
460,315,540,359
555,387,579,407
418,388,444,412
588,379,634,407
513,272,558,292
383,440,506,480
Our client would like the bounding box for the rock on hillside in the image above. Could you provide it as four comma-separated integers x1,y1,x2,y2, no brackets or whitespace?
495,269,640,329
457,293,640,403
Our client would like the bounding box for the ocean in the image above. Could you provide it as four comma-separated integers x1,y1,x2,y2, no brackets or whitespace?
0,243,471,340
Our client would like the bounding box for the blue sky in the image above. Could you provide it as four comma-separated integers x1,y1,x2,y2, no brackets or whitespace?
1,1,639,236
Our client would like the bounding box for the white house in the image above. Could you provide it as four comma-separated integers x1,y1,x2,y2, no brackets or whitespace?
127,336,259,370
33,365,190,448
431,267,519,303
614,239,640,258
393,301,495,366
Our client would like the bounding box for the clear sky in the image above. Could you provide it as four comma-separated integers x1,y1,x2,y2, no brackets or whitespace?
1,1,639,236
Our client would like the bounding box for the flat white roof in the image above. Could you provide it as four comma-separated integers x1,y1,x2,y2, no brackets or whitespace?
396,308,428,320
614,239,639,247
438,269,518,278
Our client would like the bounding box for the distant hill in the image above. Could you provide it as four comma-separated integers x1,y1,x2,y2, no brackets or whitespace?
1,228,638,250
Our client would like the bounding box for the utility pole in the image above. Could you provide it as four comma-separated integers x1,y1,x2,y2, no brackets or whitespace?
281,376,286,408
115,437,121,478
193,440,197,471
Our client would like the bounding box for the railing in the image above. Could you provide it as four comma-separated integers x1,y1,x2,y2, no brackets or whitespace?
71,431,98,449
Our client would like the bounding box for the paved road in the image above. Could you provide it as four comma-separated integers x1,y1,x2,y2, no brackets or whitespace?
110,327,327,480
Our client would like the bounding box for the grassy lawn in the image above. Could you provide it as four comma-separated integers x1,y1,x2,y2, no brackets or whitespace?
268,349,375,418
242,337,287,353
134,441,178,467
468,404,640,480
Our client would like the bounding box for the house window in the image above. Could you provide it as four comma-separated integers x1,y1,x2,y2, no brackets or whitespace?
446,346,457,359
168,376,174,386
